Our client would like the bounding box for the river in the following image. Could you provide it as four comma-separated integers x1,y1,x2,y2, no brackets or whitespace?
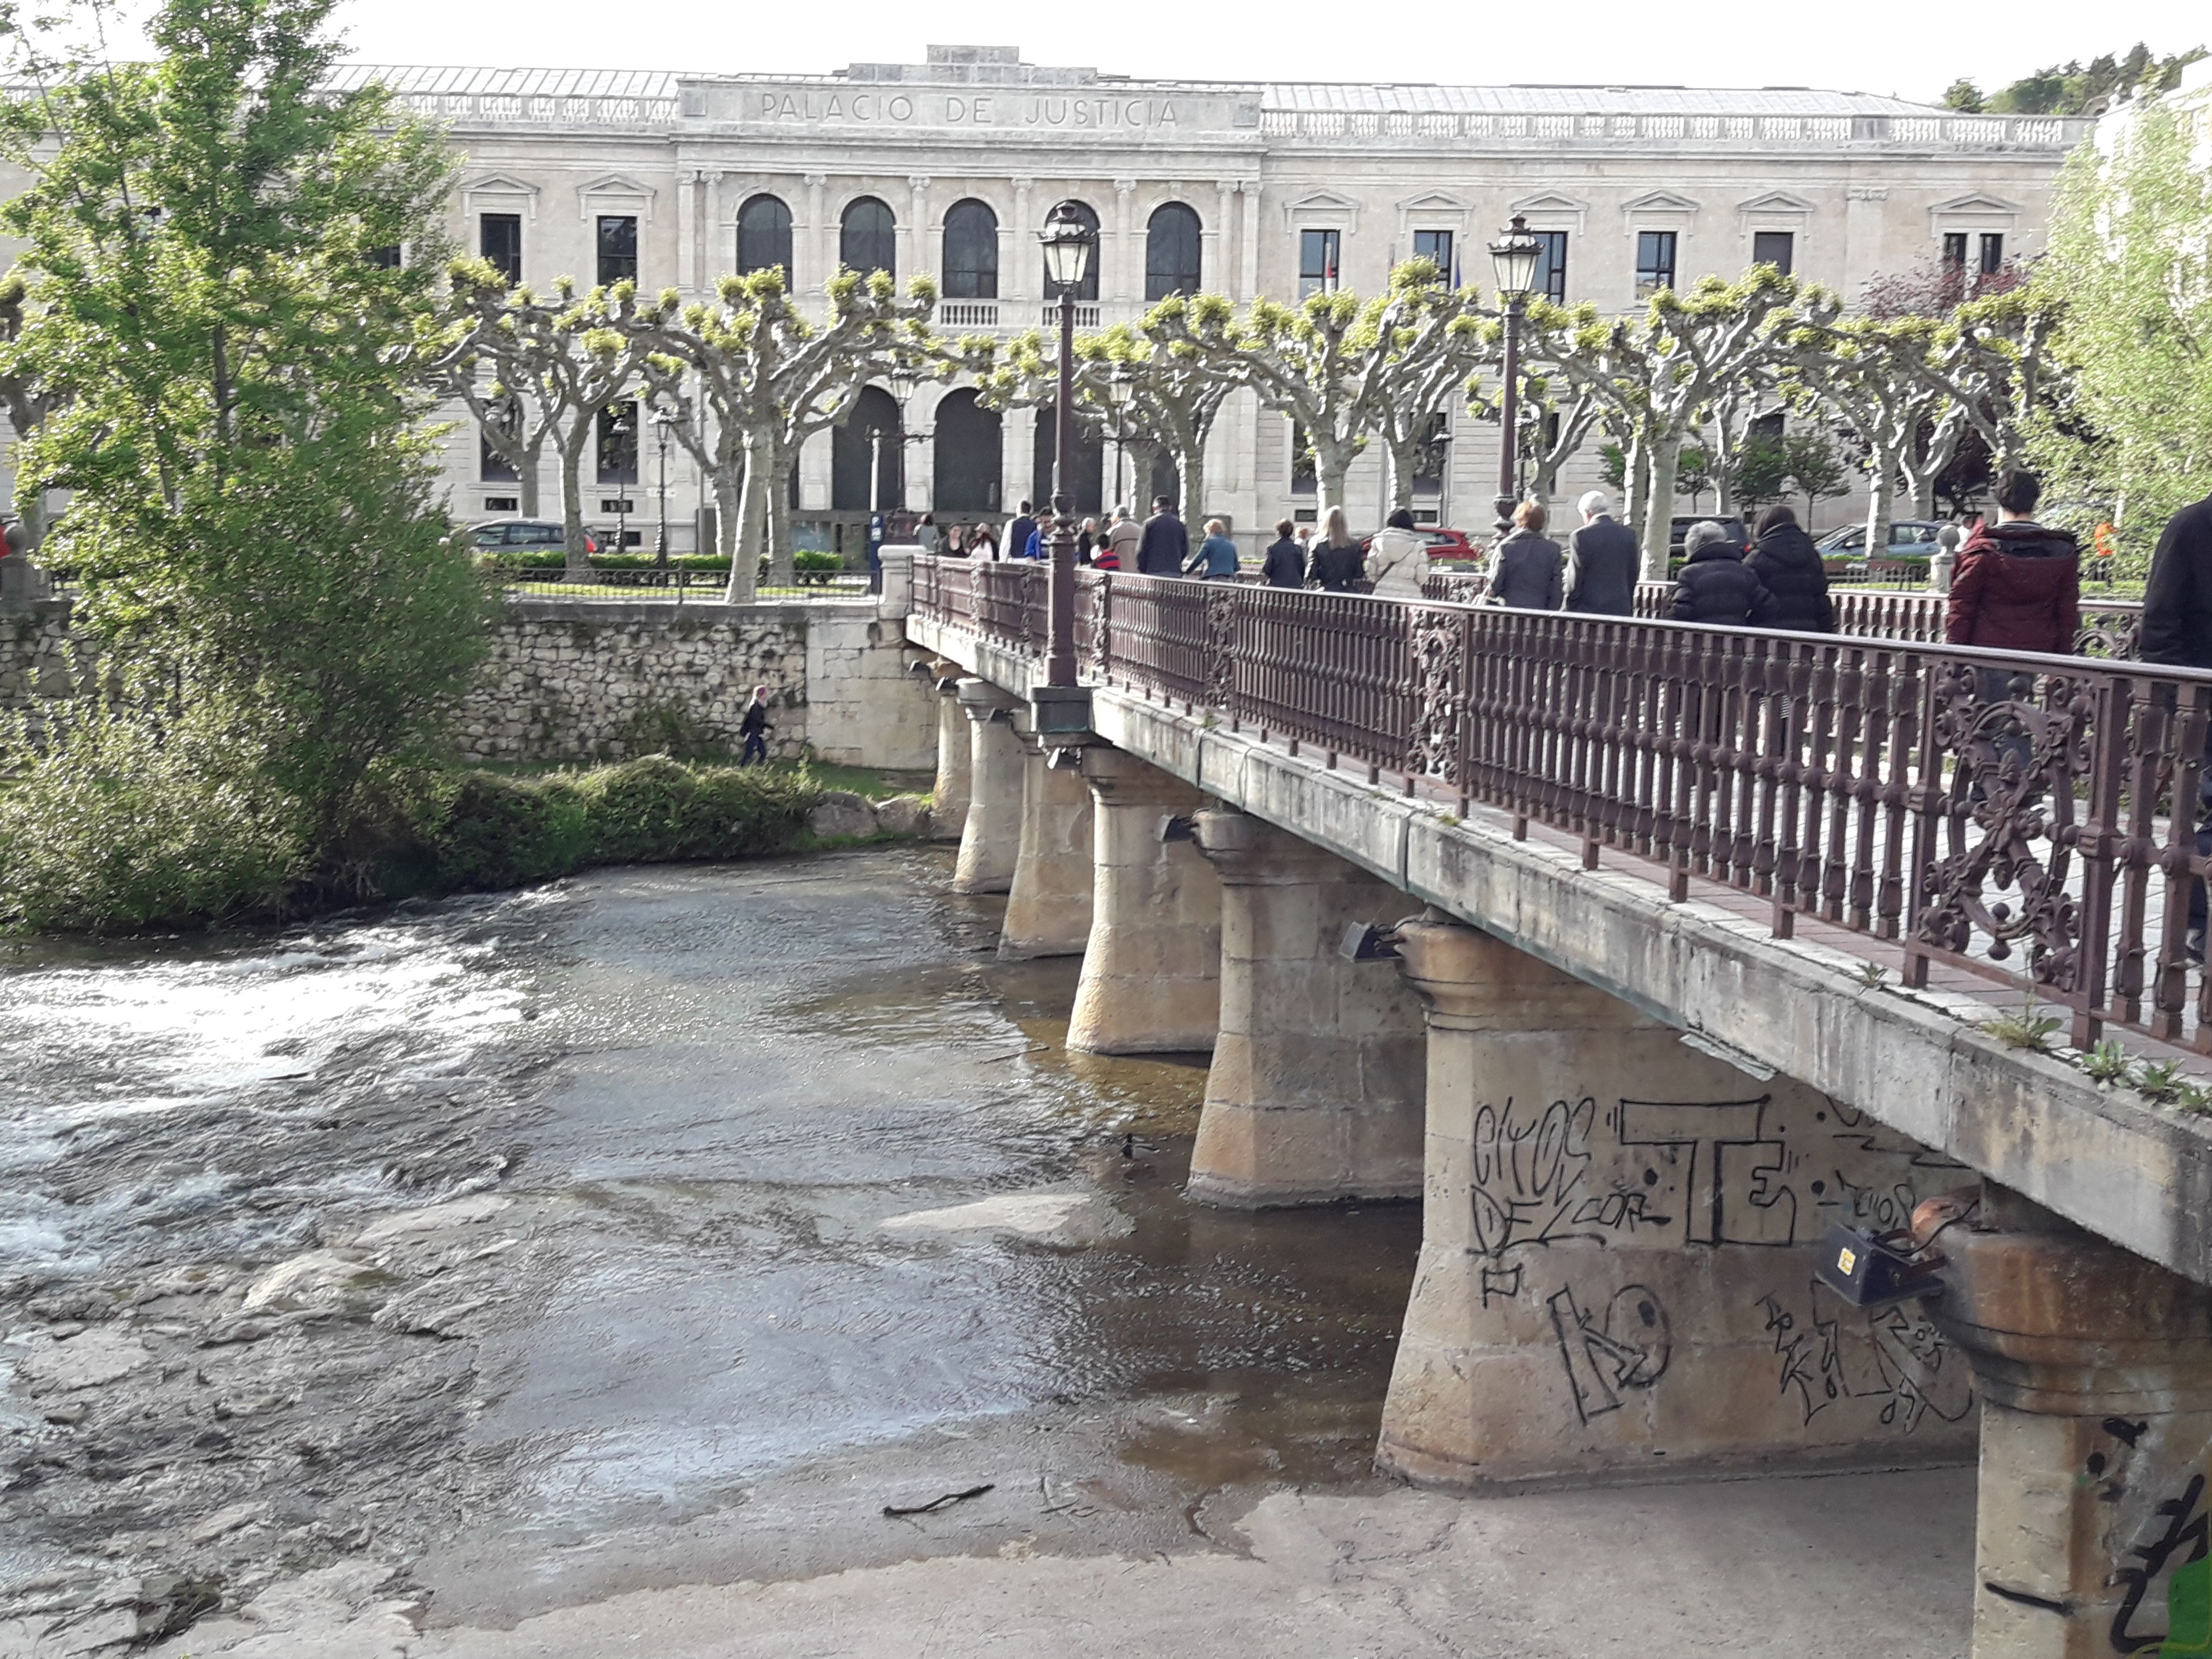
0,845,1422,1646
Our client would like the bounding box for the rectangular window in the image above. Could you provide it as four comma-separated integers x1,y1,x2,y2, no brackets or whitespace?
1412,229,1454,281
482,495,518,513
1752,230,1795,275
1531,230,1568,302
1751,410,1786,439
599,498,635,514
596,401,638,487
597,214,638,288
479,213,522,285
1634,230,1676,299
1941,232,1969,268
1290,421,1316,496
1979,232,2005,275
480,431,517,483
367,244,403,270
1298,228,1341,300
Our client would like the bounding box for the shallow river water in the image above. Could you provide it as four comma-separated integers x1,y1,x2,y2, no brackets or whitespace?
0,846,1419,1645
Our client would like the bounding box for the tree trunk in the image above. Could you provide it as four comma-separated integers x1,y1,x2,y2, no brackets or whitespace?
517,447,542,518
1386,440,1420,513
12,477,48,551
730,469,765,610
556,434,595,583
1178,442,1207,535
766,438,796,589
1315,438,1357,528
1640,432,1680,582
1863,445,1899,569
1620,431,1645,544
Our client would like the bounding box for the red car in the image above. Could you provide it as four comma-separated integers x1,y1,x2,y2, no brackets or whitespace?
1356,527,1479,562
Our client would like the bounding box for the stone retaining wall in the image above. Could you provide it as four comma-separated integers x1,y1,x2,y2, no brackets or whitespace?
1,595,938,771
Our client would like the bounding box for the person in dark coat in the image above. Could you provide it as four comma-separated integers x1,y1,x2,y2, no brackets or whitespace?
2139,491,2212,957
1486,500,1564,609
1135,496,1187,576
1005,500,1039,564
1261,519,1306,588
1564,490,1639,616
1945,469,2080,654
1745,504,1835,633
739,685,773,766
1307,505,1365,592
1669,521,1773,626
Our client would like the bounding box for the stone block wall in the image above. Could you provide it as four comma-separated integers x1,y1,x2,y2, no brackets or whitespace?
3,595,939,772
0,598,98,744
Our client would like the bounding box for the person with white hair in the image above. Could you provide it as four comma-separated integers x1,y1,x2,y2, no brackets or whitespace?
739,684,773,766
1564,488,1640,616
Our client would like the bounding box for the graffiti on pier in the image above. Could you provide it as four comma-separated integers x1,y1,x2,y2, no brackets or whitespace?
1549,1282,1671,1425
2110,1473,2211,1654
1468,1095,1603,1260
1754,1284,1971,1433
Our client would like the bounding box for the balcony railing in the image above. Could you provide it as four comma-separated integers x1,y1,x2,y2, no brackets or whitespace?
1257,108,2088,150
937,300,1000,330
914,556,2209,1053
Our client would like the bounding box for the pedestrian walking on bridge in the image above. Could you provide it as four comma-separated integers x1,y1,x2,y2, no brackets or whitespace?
2138,488,2212,958
1309,506,1365,592
1365,507,1429,600
1136,496,1187,576
1486,501,1564,610
1669,521,1773,626
1745,505,1835,633
1187,518,1240,579
1564,490,1639,616
1261,519,1306,587
1101,505,1140,572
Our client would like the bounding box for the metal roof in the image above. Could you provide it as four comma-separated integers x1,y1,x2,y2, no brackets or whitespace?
331,64,1943,117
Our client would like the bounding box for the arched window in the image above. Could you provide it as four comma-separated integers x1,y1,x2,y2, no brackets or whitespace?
1043,200,1101,301
840,196,896,280
941,198,999,300
832,386,904,511
1145,202,1201,302
736,194,793,279
933,389,1003,514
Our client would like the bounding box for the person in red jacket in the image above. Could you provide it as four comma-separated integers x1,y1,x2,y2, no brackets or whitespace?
1945,468,2081,654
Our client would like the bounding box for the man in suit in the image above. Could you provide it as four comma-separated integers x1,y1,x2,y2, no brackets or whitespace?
1563,490,1640,615
1135,496,1188,576
1004,500,1039,562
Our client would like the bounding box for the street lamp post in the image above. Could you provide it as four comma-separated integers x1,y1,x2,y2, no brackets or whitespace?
1105,364,1135,511
607,410,634,559
1037,201,1096,690
651,408,674,582
1487,214,1544,540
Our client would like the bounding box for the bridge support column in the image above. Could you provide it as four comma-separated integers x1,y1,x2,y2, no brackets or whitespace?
929,672,970,843
1067,748,1220,1055
952,678,1023,895
1920,1187,2212,1659
1378,911,1978,1490
1185,808,1425,1207
999,741,1094,960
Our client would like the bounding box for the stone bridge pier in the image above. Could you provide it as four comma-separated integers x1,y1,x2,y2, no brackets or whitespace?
1379,911,1978,1489
952,678,1024,896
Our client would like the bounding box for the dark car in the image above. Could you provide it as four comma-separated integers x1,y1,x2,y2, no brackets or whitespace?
1667,515,1751,558
471,519,598,558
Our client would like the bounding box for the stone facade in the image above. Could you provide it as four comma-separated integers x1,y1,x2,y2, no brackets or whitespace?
0,49,2085,555
2,596,939,772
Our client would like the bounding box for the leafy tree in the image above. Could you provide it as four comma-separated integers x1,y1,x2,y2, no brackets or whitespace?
1981,43,2205,115
1784,433,1853,527
0,0,487,882
1674,446,1715,513
442,266,668,579
1726,434,1793,513
0,274,62,545
1941,79,1985,113
2027,98,2212,544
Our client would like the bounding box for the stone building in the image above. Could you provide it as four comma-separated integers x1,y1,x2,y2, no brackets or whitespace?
11,47,2099,554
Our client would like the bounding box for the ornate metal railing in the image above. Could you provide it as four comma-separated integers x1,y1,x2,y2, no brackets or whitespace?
916,557,2212,1052
1419,574,2146,660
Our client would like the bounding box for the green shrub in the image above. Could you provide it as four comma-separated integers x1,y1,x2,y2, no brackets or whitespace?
411,770,593,893
0,708,308,932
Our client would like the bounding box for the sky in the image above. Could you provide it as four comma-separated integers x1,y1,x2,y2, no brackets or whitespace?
292,0,2207,107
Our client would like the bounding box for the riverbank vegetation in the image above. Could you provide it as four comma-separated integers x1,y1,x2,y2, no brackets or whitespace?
0,755,829,935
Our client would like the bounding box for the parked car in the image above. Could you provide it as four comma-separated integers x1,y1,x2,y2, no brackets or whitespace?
470,519,599,558
1812,519,1946,555
1666,515,1750,557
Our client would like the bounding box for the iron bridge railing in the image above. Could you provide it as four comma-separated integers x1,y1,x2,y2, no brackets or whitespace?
910,555,2211,1054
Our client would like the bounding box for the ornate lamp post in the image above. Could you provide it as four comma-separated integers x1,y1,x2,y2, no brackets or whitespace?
1487,214,1544,539
650,407,674,580
1105,363,1135,511
1037,201,1097,689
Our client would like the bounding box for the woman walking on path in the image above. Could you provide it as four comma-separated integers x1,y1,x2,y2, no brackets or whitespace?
1261,519,1306,587
1669,521,1773,626
1485,501,1564,610
1745,505,1834,633
1365,507,1428,600
1309,506,1365,592
1187,518,1240,579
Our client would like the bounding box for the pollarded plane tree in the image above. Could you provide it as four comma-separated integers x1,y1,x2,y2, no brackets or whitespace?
1083,310,1243,525
631,266,936,600
1783,312,1972,561
1363,260,1487,517
442,263,668,581
1931,287,2066,476
429,355,548,518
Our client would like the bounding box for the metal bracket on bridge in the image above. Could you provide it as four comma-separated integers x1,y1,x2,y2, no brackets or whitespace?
1029,684,1093,741
1339,921,1403,961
